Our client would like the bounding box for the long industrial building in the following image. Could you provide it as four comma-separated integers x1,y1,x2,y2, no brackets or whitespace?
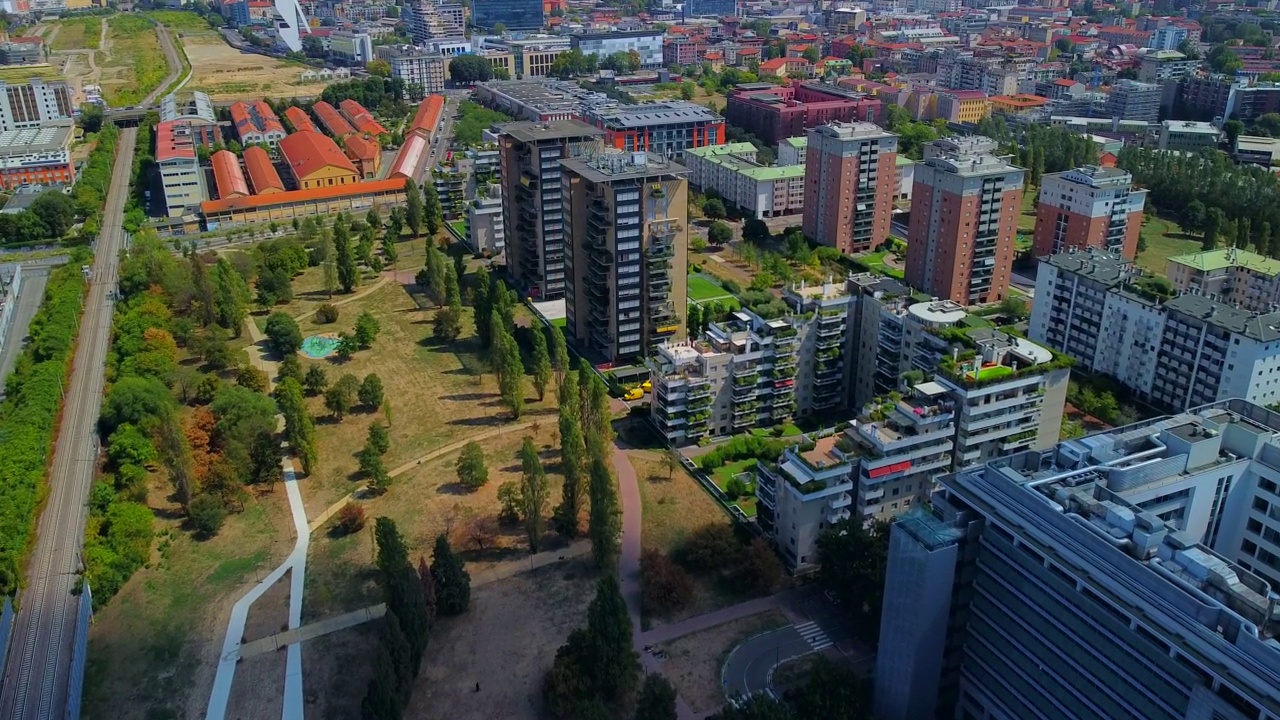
311,100,356,139
0,122,74,190
201,178,407,227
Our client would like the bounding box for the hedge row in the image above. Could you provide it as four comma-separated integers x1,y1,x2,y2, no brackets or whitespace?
0,260,89,596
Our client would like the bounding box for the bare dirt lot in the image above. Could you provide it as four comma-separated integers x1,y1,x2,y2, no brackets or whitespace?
408,557,601,720
181,35,336,101
301,621,380,720
658,609,789,716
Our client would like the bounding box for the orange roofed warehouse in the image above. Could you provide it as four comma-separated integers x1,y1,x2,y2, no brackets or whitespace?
211,149,249,199
339,99,388,137
243,145,285,194
283,105,319,134
311,101,356,139
201,178,408,228
279,130,359,190
344,134,381,179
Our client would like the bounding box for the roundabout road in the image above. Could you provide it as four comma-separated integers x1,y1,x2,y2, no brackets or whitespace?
721,625,812,701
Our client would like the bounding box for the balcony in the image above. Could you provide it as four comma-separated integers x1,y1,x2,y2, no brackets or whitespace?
650,218,683,236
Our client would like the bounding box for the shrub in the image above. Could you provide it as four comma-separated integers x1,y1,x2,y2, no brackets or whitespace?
674,523,742,574
737,537,783,595
188,494,228,537
640,548,694,616
724,474,750,500
696,435,785,471
315,303,340,324
337,503,367,534
264,311,303,355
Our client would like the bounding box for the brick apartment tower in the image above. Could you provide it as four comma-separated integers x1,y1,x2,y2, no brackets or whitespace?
562,151,690,363
802,122,898,255
1032,165,1148,259
905,149,1024,306
497,119,604,301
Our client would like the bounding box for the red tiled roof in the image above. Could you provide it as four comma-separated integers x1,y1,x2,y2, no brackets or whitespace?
243,145,284,194
339,99,388,137
230,100,285,137
1053,78,1078,86
211,150,249,199
284,105,318,134
155,121,195,163
760,58,788,70
311,101,356,139
344,133,378,162
202,177,406,213
409,95,444,136
279,130,357,180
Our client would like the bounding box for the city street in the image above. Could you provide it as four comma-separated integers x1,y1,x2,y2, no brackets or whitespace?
0,128,136,720
0,266,51,400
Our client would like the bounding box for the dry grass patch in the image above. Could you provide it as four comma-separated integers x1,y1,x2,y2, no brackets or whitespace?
631,453,729,553
226,649,286,719
83,484,294,720
100,14,168,106
301,621,381,720
410,557,600,720
304,423,567,619
658,609,789,715
50,16,103,52
182,33,333,101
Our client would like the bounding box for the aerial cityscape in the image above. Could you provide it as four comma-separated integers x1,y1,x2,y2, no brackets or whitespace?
1,0,1280,718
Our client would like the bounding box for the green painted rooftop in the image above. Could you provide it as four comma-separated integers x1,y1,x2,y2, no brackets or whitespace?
1168,248,1280,276
782,137,807,148
684,141,758,157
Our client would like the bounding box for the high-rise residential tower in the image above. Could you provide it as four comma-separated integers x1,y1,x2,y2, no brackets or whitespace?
801,121,899,255
905,145,1024,305
1033,165,1147,259
563,150,689,362
497,120,603,301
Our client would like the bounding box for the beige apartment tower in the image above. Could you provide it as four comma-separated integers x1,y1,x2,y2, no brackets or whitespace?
563,151,689,363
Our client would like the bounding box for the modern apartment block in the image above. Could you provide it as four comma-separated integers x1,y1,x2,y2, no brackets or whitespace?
497,119,604,301
465,184,505,256
905,144,1024,306
1104,79,1162,122
648,309,801,444
156,121,207,218
755,435,855,570
381,46,446,98
681,142,805,219
725,82,882,145
570,30,665,69
785,280,858,414
1032,165,1147,259
802,122,898,255
1031,249,1280,411
582,101,725,157
0,79,73,132
408,0,464,43
562,151,689,362
1166,248,1280,313
472,0,544,30
876,399,1280,720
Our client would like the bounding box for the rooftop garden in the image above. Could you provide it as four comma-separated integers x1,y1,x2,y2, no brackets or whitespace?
1125,275,1177,303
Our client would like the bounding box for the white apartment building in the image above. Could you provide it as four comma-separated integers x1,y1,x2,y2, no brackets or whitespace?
156,122,206,218
778,136,806,166
649,309,800,444
0,80,74,132
465,185,505,256
1166,247,1280,314
379,46,446,97
681,142,805,219
330,29,374,65
408,0,463,43
755,434,854,571
1031,249,1280,411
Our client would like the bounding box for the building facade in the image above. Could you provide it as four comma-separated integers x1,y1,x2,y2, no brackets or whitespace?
563,151,689,362
0,122,73,190
583,101,725,158
802,122,898,255
570,31,665,69
229,100,287,147
472,0,544,30
905,143,1024,305
726,82,882,145
498,120,604,301
0,80,73,132
1166,248,1280,313
1033,165,1147,259
876,399,1280,720
382,46,446,98
1105,79,1162,123
156,121,206,217
681,142,805,219
1031,249,1280,411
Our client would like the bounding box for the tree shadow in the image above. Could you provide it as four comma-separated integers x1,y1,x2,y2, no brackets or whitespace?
448,416,508,427
437,481,477,496
439,392,491,402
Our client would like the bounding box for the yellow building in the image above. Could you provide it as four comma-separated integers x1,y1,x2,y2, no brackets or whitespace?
279,131,359,190
523,48,567,77
483,50,515,78
939,90,991,124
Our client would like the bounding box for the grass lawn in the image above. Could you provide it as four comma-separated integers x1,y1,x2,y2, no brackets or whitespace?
1019,187,1038,233
859,250,905,280
750,423,801,438
50,15,103,51
631,454,731,553
0,64,61,81
448,219,467,238
83,484,293,720
1135,214,1201,275
145,9,219,34
102,14,168,106
710,458,758,518
688,272,733,302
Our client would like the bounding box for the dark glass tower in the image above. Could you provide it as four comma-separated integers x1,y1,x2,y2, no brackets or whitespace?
472,0,545,30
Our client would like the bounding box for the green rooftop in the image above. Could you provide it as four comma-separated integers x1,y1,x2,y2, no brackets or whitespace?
683,141,758,158
687,142,806,182
782,137,807,149
1167,248,1280,277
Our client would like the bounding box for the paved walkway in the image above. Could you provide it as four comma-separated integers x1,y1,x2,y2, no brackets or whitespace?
292,274,391,323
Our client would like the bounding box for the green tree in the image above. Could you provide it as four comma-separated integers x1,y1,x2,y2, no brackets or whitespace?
430,534,471,615
321,232,338,299
519,436,550,552
359,373,385,409
335,219,358,293
303,365,328,396
424,244,449,307
278,353,303,385
529,324,553,401
404,178,424,237
704,198,727,220
708,221,733,246
187,494,227,537
355,310,381,348
816,518,890,643
548,324,571,393
367,422,390,455
265,312,303,356
473,267,494,349
455,441,489,489
634,674,678,720
449,54,494,83
554,375,587,538
211,259,250,336
276,378,317,474
588,456,620,569
423,181,443,238
325,373,360,420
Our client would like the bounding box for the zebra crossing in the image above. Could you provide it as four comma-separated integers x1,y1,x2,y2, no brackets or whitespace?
794,621,833,652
